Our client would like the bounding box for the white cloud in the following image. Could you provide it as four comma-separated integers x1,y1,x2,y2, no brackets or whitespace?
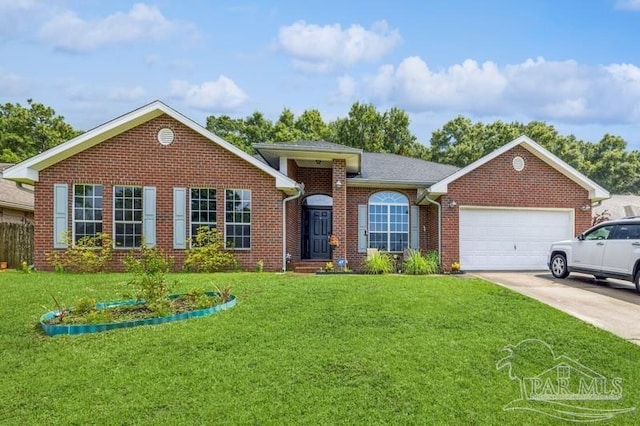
169,76,248,111
38,3,177,52
108,86,147,102
277,20,401,73
615,0,640,10
0,0,46,35
0,69,28,95
363,56,640,124
331,75,358,103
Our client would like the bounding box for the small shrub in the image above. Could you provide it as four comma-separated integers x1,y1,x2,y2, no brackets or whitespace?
123,243,174,275
45,233,113,273
20,261,32,274
73,297,97,315
325,261,334,271
184,227,237,272
256,260,264,273
405,250,439,275
363,251,393,274
124,244,175,315
214,285,233,303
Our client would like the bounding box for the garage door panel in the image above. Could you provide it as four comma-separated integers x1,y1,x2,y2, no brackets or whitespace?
459,208,573,270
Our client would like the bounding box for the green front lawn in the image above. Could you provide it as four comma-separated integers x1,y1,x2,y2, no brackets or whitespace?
1,272,639,424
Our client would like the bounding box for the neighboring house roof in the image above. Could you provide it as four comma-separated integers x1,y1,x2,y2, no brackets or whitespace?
2,101,300,195
426,135,610,201
0,163,34,212
593,194,640,219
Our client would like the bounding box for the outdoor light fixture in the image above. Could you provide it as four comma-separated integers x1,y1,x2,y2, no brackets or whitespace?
335,179,343,188
580,204,591,211
448,200,457,208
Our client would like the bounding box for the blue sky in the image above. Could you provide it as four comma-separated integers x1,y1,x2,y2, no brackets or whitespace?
2,0,640,149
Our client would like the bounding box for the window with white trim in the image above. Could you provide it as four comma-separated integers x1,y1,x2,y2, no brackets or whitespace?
368,191,409,252
190,188,217,241
73,184,103,242
225,189,251,249
114,185,143,248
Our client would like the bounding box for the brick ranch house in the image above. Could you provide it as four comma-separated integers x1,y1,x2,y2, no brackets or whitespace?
2,101,609,272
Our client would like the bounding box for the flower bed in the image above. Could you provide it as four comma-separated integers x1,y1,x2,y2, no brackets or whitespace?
40,292,236,336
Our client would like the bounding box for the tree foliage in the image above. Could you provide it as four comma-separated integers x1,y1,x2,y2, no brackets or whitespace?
0,99,79,163
3,98,638,194
429,116,640,193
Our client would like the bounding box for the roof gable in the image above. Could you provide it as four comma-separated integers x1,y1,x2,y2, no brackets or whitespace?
2,101,299,194
427,135,610,201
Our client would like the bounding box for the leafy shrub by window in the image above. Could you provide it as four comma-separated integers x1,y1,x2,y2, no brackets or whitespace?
403,249,440,275
184,227,237,272
45,233,113,273
363,251,394,274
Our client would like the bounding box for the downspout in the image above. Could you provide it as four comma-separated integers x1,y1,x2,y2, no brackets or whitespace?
421,195,442,270
282,183,304,272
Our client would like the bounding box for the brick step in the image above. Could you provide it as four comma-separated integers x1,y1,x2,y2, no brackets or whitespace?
291,260,329,274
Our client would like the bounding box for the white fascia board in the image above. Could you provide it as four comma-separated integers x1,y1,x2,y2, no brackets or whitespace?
2,101,299,193
427,135,610,201
347,178,430,189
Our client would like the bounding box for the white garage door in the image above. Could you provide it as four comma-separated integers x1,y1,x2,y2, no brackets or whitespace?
459,208,573,270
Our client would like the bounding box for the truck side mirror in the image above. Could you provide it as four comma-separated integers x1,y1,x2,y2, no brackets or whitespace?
577,233,585,241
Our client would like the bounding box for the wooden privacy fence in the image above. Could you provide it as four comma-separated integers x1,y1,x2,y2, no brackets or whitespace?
0,222,34,269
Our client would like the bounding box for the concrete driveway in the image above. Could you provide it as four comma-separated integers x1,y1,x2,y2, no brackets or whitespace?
474,271,640,345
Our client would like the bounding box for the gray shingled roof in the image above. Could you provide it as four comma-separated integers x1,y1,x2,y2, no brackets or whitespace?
254,140,362,153
0,163,34,211
357,152,459,184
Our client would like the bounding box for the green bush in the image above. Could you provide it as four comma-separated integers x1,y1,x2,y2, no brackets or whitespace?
45,233,113,273
403,249,440,275
184,227,237,272
363,251,394,274
73,297,97,315
123,243,174,275
124,244,175,313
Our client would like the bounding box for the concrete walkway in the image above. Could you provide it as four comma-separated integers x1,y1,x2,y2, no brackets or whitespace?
474,271,640,345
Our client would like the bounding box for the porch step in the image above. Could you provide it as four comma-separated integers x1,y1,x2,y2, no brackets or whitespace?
291,260,328,274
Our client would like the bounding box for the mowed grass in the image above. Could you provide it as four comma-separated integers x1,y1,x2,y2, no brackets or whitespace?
2,271,640,425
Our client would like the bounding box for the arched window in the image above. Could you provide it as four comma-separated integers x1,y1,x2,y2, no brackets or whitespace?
368,191,409,252
302,194,333,206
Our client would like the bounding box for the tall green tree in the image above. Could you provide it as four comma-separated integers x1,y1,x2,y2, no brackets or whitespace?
271,108,303,142
295,109,330,141
331,102,386,152
0,99,79,163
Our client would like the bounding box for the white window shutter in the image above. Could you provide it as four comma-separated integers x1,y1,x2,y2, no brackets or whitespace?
53,184,68,248
410,205,420,250
173,187,186,249
358,204,367,253
143,186,157,247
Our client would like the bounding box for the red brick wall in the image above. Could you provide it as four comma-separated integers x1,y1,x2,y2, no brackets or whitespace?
35,114,285,271
331,160,347,261
440,145,592,270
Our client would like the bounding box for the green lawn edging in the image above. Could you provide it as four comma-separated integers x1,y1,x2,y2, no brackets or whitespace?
39,292,237,336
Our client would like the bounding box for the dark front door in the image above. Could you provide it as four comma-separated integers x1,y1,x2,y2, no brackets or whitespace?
302,207,332,259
